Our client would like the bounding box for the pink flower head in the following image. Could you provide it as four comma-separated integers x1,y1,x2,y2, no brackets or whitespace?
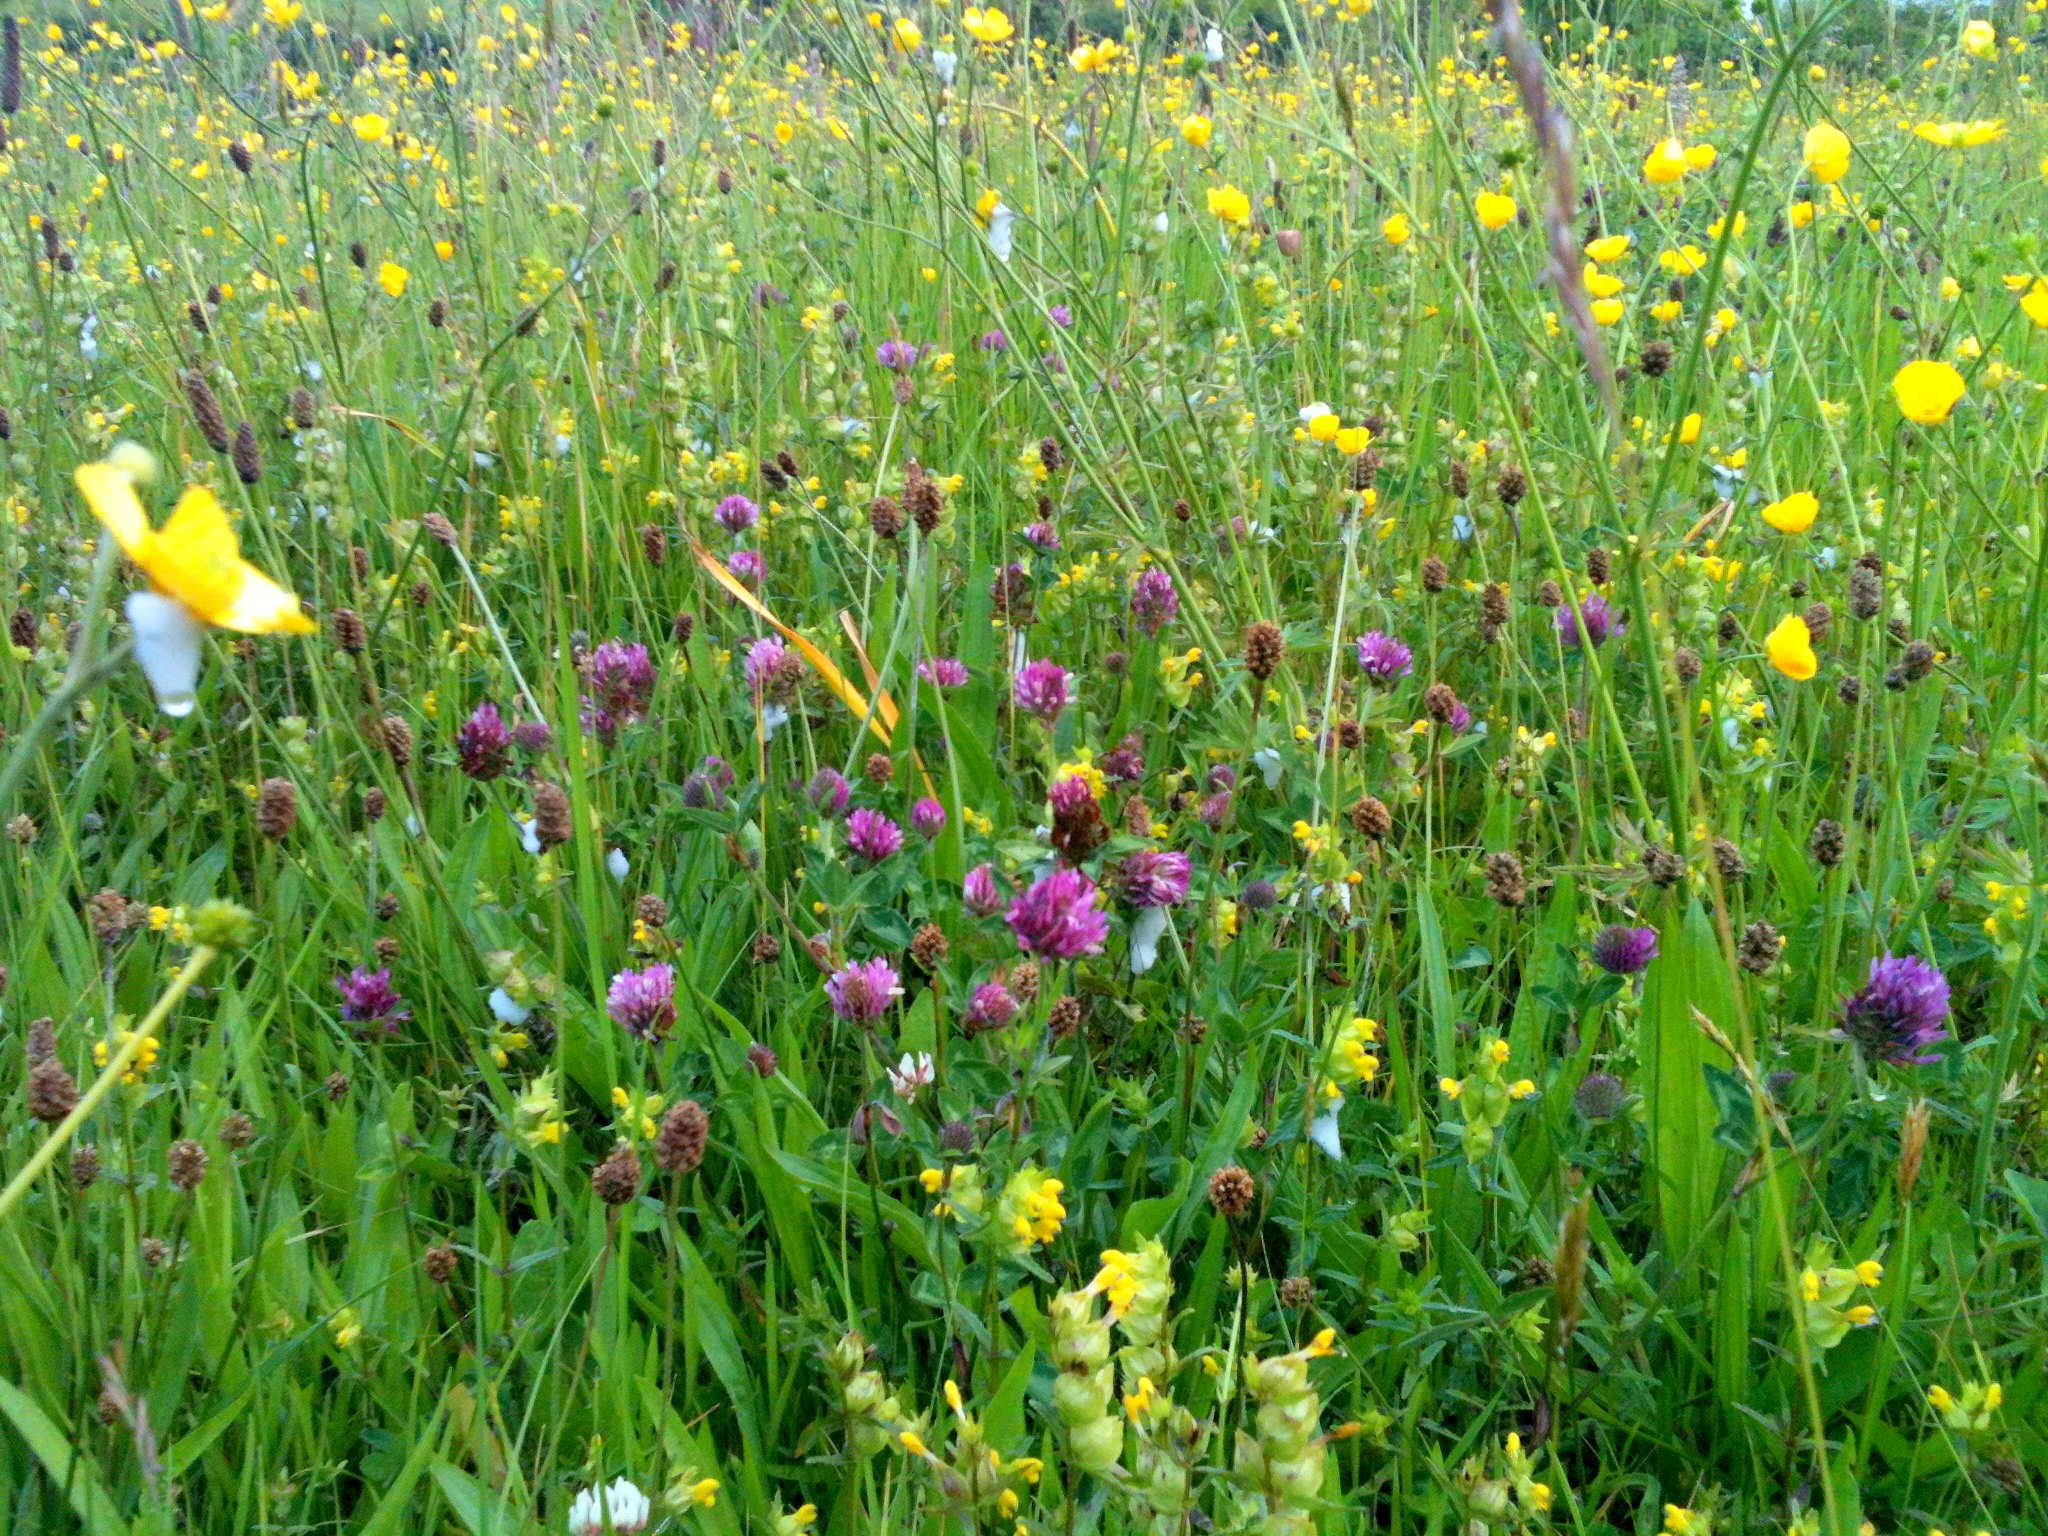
1024,522,1061,552
728,550,765,586
715,494,760,534
966,981,1018,1029
1006,866,1109,959
1048,775,1095,819
1129,568,1178,638
809,768,852,817
456,700,512,781
583,640,656,718
1117,849,1191,908
846,807,904,863
876,338,921,374
911,798,948,838
826,957,901,1022
744,636,787,694
1014,659,1071,724
919,657,970,689
607,963,676,1039
336,966,409,1028
1354,631,1413,684
964,863,1004,915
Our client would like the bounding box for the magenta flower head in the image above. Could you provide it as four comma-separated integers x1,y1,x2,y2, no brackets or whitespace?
1116,849,1191,908
608,963,677,1039
1200,790,1232,828
1014,659,1071,723
1049,304,1074,329
964,863,1004,915
457,700,512,781
1048,775,1095,820
1449,699,1473,733
876,338,920,374
584,640,656,718
845,807,904,863
979,328,1010,353
966,981,1018,1029
512,718,555,755
1838,953,1951,1066
715,494,760,535
744,636,787,695
911,798,948,839
1591,924,1660,975
809,767,852,817
919,657,970,689
826,956,901,1022
1130,568,1179,638
1557,593,1620,649
1007,866,1110,959
336,967,409,1029
1355,630,1413,684
1023,521,1061,552
1102,734,1145,783
728,549,765,586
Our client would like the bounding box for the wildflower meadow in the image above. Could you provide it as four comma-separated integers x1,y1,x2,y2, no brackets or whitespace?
2,0,2048,1532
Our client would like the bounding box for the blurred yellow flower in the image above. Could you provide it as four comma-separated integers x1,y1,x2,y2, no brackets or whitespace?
1790,200,1816,229
351,112,391,143
378,260,410,297
1643,137,1688,184
1892,359,1966,424
1761,491,1817,533
1381,211,1411,245
1915,119,2006,147
2024,282,2048,328
1069,38,1120,71
1963,19,1997,58
1803,122,1850,183
1334,425,1370,454
891,16,921,50
1584,264,1624,298
962,5,1012,42
262,0,302,26
1180,113,1212,147
1586,233,1630,262
1678,412,1701,444
1590,298,1624,326
1766,615,1817,680
1684,143,1717,170
1474,190,1516,230
1206,183,1250,225
1306,411,1340,442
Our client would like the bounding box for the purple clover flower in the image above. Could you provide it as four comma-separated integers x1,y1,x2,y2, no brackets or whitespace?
607,963,676,1039
846,807,904,863
335,967,409,1028
1838,954,1951,1066
876,339,920,374
1024,522,1061,552
1116,849,1191,908
964,863,1003,915
1130,568,1179,638
919,657,970,689
1557,593,1620,650
979,329,1010,353
809,768,852,817
715,494,760,535
911,798,948,839
1591,925,1660,975
1355,630,1413,684
512,718,554,754
744,636,787,695
1199,791,1232,828
1047,775,1095,820
1049,304,1074,329
1006,866,1110,959
1014,659,1071,724
584,640,655,718
728,550,765,586
966,981,1018,1029
456,700,512,781
826,957,901,1022
1101,733,1145,783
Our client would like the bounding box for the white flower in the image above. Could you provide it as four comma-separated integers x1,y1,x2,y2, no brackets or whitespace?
988,202,1015,263
568,1478,650,1536
1203,26,1224,62
606,847,630,882
515,816,542,856
1252,747,1284,788
126,591,205,718
761,700,790,740
1310,1107,1344,1160
1152,209,1170,234
932,47,957,84
1130,904,1168,975
489,987,532,1026
1297,401,1331,424
887,1051,935,1101
80,313,100,363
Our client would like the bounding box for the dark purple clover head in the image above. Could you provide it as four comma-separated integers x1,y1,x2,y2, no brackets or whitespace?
809,768,852,817
876,339,920,374
512,718,554,754
1557,593,1620,650
1591,924,1660,975
826,956,901,1022
1006,866,1110,959
1117,849,1191,908
979,329,1010,353
1101,733,1145,783
1355,630,1414,684
1023,521,1061,552
1130,568,1179,638
583,639,655,718
607,963,676,1039
1838,953,1950,1066
966,980,1018,1029
456,700,512,781
336,966,408,1023
845,807,904,864
715,494,760,534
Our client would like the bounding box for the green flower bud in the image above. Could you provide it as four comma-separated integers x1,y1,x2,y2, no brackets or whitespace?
190,898,258,951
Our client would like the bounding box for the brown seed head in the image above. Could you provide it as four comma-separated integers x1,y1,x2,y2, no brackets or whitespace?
1243,620,1284,681
1737,919,1780,975
1278,1274,1315,1310
71,1142,100,1188
1808,818,1845,868
1350,795,1392,839
639,524,667,567
1207,1163,1256,1218
1803,601,1833,645
24,1016,54,1065
1047,994,1083,1041
1711,838,1748,882
1642,845,1687,887
423,1244,459,1284
1423,682,1460,724
1484,850,1527,907
655,1099,709,1174
218,1111,255,1149
532,782,573,849
863,752,895,786
1010,960,1041,1003
910,922,949,970
183,370,232,452
331,608,367,655
591,1140,642,1206
1421,555,1448,593
167,1138,210,1192
256,776,298,840
27,1056,77,1123
751,930,782,965
1495,463,1528,508
1586,546,1612,585
380,715,414,769
325,1070,351,1101
867,495,904,540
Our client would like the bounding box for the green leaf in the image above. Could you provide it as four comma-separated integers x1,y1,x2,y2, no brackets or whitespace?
1639,900,1733,1265
431,1458,532,1536
2005,1168,2048,1238
984,1341,1037,1455
0,1375,130,1536
1414,882,1456,1078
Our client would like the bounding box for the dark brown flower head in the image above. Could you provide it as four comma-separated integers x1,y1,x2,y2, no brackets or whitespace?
27,1056,77,1124
1423,682,1460,724
1674,646,1702,685
1737,919,1781,974
380,715,414,769
591,1141,642,1206
218,1111,255,1149
86,888,138,945
423,1244,459,1284
1586,546,1611,585
1849,562,1881,621
532,782,572,849
373,935,400,963
751,930,781,965
325,1070,351,1101
1837,675,1863,707
24,1016,54,1066
639,523,667,566
655,259,677,292
348,239,368,269
863,752,895,786
1350,795,1392,839
229,138,253,174
1641,845,1686,888
1538,578,1563,608
1899,639,1936,682
331,608,367,655
422,513,459,548
1336,717,1363,750
167,1138,210,1191
7,606,30,651
717,166,734,194
230,421,262,484
140,1237,170,1268
1278,1274,1315,1310
903,461,945,534
1448,457,1471,498
1639,338,1674,377
187,299,210,335
1047,994,1083,1041
71,1142,100,1188
910,922,949,971
1803,601,1833,645
747,1041,779,1077
1207,1163,1256,1218
1243,620,1284,681
655,1099,709,1174
1712,838,1748,882
1481,581,1510,629
635,893,669,930
672,611,695,646
256,776,298,840
376,893,400,920
1349,447,1380,490
183,370,231,452
1039,435,1063,474
1808,818,1845,868
363,787,387,823
867,495,903,539
1010,960,1041,1003
1421,554,1448,593
1495,463,1528,508
1484,851,1527,907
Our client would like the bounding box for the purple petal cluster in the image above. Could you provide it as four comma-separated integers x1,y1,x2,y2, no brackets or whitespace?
1591,924,1660,975
966,981,1018,1029
1129,568,1179,638
715,494,760,534
744,636,787,695
1557,593,1620,649
728,550,765,586
1117,849,1191,908
826,957,901,1022
964,863,1004,915
876,339,920,374
1014,659,1071,723
1355,630,1413,684
846,808,904,863
1839,954,1951,1066
608,963,677,1039
1006,867,1110,959
911,798,948,839
336,966,409,1025
456,700,512,781
1024,522,1061,552
920,657,970,689
809,768,852,817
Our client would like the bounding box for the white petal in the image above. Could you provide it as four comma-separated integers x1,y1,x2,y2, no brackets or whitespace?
1310,1111,1345,1161
1152,210,1170,234
488,987,532,1026
607,847,630,881
932,48,957,84
1252,747,1283,788
1130,904,1167,974
761,701,789,740
1204,26,1224,61
126,591,205,717
989,204,1015,262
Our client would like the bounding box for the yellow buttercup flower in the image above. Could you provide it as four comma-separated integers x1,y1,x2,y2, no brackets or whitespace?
77,453,314,715
1685,143,1718,170
1761,491,1817,533
962,6,1012,42
1962,18,1997,58
1766,615,1818,681
1381,210,1411,246
1333,425,1370,454
351,112,390,143
1803,122,1850,183
1474,190,1516,231
2021,282,2048,329
1206,183,1251,226
1586,233,1630,262
378,260,410,298
891,16,922,50
1892,359,1967,424
1180,114,1212,147
1584,264,1624,298
1678,412,1701,444
262,0,302,26
1790,200,1816,229
1914,119,2006,148
1590,298,1624,326
1643,137,1689,184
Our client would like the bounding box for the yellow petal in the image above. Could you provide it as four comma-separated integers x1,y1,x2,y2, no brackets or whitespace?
76,461,155,563
148,483,248,624
213,563,316,634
